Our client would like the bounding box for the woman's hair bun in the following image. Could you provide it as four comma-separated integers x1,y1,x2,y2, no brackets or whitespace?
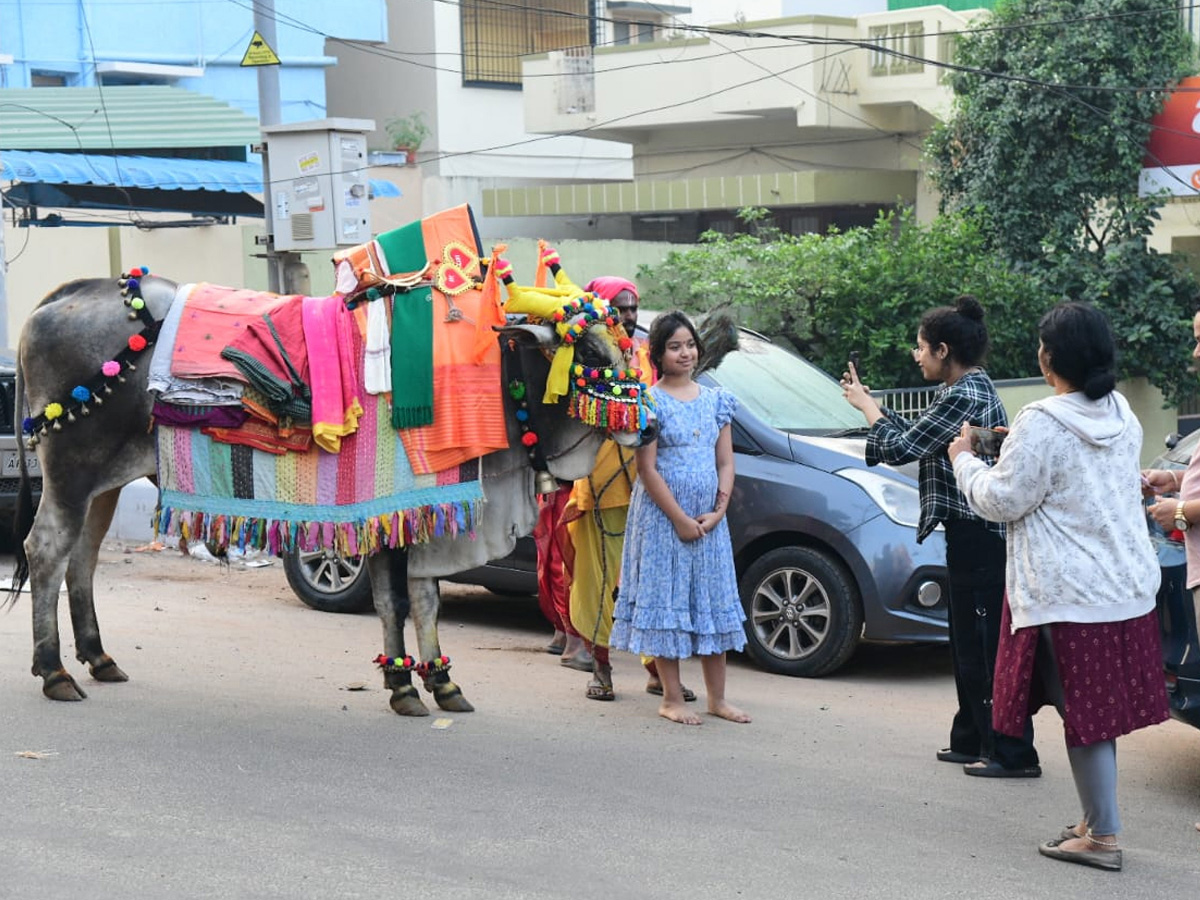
954,293,984,322
1082,367,1117,401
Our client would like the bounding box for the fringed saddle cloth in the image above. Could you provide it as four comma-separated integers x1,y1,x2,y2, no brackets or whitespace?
153,394,483,557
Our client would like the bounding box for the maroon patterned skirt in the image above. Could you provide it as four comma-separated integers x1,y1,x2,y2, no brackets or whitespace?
991,603,1169,748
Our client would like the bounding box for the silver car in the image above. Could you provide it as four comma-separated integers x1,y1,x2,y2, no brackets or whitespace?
286,329,949,677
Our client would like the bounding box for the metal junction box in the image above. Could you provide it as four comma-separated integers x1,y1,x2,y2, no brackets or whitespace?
262,118,374,251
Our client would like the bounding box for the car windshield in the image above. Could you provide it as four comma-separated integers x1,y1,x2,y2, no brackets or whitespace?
706,333,866,434
1154,429,1200,468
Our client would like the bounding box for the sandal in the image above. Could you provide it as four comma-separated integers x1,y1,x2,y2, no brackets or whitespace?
1038,834,1122,872
646,682,697,702
586,678,615,701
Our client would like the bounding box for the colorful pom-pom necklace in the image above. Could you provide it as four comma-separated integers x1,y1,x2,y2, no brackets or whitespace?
23,268,163,447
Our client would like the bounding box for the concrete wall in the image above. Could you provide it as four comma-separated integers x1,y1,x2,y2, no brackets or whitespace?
494,238,678,288
995,376,1175,467
2,220,679,344
3,220,264,341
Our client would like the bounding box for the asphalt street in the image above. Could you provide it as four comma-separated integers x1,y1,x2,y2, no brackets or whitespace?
1,542,1197,899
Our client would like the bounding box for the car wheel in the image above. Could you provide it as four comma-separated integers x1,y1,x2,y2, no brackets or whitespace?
283,546,373,614
738,546,863,677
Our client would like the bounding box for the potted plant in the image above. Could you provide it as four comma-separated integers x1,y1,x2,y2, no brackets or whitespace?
384,111,431,164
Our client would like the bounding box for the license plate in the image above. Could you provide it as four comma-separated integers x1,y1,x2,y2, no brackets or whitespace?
1,449,40,476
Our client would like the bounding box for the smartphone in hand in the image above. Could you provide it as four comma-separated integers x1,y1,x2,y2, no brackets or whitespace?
848,351,862,382
970,426,1007,457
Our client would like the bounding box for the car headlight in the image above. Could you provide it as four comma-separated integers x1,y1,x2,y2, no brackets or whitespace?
836,467,922,529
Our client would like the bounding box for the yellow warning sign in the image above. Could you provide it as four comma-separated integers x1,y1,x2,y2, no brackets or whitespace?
240,31,281,67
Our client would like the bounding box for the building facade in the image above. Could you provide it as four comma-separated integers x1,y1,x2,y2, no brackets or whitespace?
0,0,385,121
506,4,983,241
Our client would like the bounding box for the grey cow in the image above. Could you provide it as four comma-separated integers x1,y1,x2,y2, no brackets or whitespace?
8,274,650,716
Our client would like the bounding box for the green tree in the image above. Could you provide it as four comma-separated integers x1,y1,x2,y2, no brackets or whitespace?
638,207,1048,389
927,0,1197,402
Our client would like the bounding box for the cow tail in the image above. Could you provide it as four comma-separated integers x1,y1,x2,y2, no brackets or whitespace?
7,353,33,607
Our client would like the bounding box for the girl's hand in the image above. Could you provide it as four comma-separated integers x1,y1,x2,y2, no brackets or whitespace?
839,363,871,411
695,511,722,535
1142,468,1178,497
1148,497,1178,531
947,421,974,462
673,515,705,543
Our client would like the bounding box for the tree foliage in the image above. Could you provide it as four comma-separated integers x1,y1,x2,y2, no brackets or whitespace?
927,0,1198,402
637,207,1048,389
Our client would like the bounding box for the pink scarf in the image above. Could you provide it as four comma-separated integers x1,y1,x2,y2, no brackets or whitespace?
302,295,364,453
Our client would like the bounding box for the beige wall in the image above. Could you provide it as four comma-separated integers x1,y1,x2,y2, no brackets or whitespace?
323,0,439,155
3,219,677,345
996,376,1174,467
4,220,265,344
494,238,677,289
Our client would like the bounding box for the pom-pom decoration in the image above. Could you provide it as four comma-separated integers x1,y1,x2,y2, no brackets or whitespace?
24,271,163,442
521,432,539,447
565,365,655,433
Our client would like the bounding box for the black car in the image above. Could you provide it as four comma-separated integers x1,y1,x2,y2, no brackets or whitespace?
0,349,43,540
1146,429,1200,730
286,329,951,678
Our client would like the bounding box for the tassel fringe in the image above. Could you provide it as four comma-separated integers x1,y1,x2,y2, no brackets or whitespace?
152,499,481,557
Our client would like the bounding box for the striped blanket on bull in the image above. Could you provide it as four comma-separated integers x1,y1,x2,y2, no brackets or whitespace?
152,393,482,556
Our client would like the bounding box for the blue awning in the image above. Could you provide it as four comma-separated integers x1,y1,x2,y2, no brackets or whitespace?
0,149,400,198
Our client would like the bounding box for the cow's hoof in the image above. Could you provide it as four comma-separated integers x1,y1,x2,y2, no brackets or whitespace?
43,670,88,701
389,686,431,717
89,656,129,683
432,683,475,712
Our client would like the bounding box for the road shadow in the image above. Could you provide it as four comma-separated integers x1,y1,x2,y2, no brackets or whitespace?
726,640,952,684
437,587,545,635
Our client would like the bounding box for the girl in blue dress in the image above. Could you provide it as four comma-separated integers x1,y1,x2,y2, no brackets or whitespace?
610,310,750,726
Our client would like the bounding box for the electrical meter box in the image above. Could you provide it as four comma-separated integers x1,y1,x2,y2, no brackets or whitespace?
262,118,375,251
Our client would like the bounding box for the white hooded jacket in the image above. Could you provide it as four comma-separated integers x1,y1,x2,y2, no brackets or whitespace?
952,390,1159,631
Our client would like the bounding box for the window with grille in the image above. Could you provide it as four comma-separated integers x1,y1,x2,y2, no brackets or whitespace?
937,29,958,83
867,21,925,77
31,72,68,87
461,0,594,89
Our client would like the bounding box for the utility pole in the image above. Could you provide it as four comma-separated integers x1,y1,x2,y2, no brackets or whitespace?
252,0,307,294
0,176,8,349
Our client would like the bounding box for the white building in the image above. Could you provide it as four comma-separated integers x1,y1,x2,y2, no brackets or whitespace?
499,4,978,241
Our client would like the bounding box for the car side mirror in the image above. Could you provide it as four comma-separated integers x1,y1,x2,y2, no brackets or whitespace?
1165,432,1181,450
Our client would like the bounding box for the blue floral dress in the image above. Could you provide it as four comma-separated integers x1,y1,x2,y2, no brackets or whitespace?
610,384,747,659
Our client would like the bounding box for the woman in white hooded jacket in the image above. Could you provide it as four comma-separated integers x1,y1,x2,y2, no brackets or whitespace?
948,302,1168,874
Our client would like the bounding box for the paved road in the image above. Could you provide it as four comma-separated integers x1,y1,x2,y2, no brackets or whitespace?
2,543,1197,899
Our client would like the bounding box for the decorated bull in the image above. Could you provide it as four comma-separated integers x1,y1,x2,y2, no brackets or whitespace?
8,206,656,716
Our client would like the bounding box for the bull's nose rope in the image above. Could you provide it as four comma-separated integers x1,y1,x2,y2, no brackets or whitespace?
23,268,163,446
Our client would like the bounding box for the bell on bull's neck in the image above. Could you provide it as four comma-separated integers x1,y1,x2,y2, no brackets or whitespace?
534,470,557,495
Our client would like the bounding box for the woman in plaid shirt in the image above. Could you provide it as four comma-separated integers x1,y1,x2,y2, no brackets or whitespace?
841,294,1041,778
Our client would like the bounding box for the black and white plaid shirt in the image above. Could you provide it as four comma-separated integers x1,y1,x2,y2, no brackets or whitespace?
866,370,1007,543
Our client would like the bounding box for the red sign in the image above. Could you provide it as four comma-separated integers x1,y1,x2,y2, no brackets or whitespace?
1144,74,1200,167
1140,74,1200,195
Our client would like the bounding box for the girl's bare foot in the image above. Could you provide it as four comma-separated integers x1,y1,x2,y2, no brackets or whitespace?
708,701,751,723
659,701,702,725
